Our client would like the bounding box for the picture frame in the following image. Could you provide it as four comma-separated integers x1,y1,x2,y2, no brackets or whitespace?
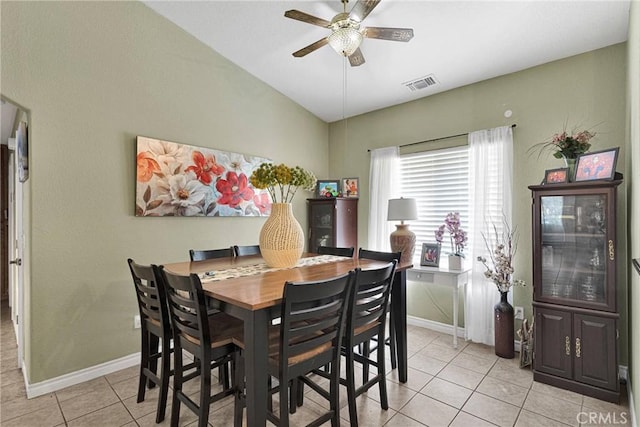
543,167,569,184
316,180,340,198
574,148,619,182
342,177,359,198
420,243,440,267
135,136,271,217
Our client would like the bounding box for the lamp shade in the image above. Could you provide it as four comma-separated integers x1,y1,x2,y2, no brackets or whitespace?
387,198,418,221
328,27,363,57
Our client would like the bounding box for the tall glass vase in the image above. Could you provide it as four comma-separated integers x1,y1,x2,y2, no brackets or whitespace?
494,291,515,358
259,203,304,268
563,156,577,182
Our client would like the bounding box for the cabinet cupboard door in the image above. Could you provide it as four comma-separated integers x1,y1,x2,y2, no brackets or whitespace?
535,307,572,379
574,314,617,390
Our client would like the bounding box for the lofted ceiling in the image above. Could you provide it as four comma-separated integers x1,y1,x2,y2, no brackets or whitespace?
143,1,630,123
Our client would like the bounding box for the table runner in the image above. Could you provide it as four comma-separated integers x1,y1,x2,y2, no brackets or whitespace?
199,254,350,282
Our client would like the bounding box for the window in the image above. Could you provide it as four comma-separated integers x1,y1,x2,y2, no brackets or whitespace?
399,146,469,264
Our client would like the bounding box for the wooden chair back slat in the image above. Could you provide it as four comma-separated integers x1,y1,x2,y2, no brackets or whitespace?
189,247,234,261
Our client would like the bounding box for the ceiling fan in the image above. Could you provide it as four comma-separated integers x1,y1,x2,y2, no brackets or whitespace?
285,0,414,67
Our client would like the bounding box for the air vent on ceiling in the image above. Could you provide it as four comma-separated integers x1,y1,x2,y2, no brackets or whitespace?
403,74,438,92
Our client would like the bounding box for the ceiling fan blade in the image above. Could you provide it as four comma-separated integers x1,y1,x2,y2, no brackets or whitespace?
284,10,331,28
363,27,414,42
349,0,381,22
292,38,329,57
348,48,366,67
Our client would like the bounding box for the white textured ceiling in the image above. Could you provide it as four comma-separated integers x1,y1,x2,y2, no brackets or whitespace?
151,1,628,122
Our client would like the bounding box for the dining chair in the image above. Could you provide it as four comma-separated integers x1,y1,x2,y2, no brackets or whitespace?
341,261,397,425
158,266,244,427
189,247,235,261
233,244,261,257
357,248,401,371
127,259,173,423
317,245,355,257
299,262,396,426
266,272,354,426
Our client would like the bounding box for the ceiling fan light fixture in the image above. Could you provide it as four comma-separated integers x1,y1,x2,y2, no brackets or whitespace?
328,26,363,57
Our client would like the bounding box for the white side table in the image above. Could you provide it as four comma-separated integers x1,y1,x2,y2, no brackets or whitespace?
408,265,470,348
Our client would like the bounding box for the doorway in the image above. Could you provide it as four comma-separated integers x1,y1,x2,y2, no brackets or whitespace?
1,96,28,372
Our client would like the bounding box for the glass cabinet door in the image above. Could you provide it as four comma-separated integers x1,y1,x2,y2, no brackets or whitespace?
539,194,608,305
309,201,335,251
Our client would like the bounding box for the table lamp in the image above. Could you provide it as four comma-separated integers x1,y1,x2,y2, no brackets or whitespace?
387,198,418,265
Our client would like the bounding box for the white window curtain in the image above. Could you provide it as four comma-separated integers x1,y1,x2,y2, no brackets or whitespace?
465,126,514,345
368,146,399,251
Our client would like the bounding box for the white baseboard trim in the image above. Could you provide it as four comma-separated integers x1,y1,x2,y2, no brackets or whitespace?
627,376,637,427
407,315,465,338
26,352,140,399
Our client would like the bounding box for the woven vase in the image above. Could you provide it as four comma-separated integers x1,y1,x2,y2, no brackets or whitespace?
260,203,304,268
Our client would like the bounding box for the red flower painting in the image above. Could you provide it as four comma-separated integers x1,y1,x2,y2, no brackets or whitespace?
185,151,225,185
253,192,272,215
136,151,160,182
216,171,255,208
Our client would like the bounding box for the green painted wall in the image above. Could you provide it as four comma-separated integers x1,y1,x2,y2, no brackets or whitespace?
626,0,639,418
329,44,628,363
1,1,328,383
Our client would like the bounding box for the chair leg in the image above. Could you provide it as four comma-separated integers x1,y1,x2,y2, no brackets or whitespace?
296,377,304,408
198,357,212,427
345,348,359,426
289,379,298,414
137,330,149,403
377,330,389,411
279,379,290,427
156,335,171,423
148,333,160,389
330,360,341,427
388,313,397,370
233,351,244,427
362,340,371,383
170,346,184,427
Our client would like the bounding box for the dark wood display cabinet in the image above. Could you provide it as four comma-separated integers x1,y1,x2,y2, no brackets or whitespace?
529,180,622,403
307,198,358,253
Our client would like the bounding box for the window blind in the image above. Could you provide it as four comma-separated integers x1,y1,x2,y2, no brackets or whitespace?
399,146,469,264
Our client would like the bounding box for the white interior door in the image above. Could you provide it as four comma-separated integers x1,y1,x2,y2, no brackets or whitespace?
7,135,24,369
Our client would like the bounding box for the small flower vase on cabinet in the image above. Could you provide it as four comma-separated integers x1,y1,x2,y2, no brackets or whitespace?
494,291,515,358
259,203,304,268
563,156,577,182
448,255,462,270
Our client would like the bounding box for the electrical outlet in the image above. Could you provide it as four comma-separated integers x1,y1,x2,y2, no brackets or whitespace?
514,306,524,320
134,315,141,329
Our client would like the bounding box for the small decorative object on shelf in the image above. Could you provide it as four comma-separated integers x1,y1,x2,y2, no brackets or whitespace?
250,163,316,267
316,179,340,198
435,212,467,270
477,217,525,358
528,125,597,182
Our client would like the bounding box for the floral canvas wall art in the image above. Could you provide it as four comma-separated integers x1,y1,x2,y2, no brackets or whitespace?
136,136,272,217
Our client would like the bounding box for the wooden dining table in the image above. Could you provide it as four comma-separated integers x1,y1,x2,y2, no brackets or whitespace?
164,253,411,426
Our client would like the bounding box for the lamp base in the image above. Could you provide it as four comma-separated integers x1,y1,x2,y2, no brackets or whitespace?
390,224,416,266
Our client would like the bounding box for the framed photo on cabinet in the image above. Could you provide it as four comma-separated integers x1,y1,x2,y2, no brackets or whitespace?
574,148,619,182
544,168,569,184
316,180,340,198
342,177,359,198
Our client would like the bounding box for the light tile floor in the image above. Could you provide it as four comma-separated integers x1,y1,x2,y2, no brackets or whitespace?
0,301,630,426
